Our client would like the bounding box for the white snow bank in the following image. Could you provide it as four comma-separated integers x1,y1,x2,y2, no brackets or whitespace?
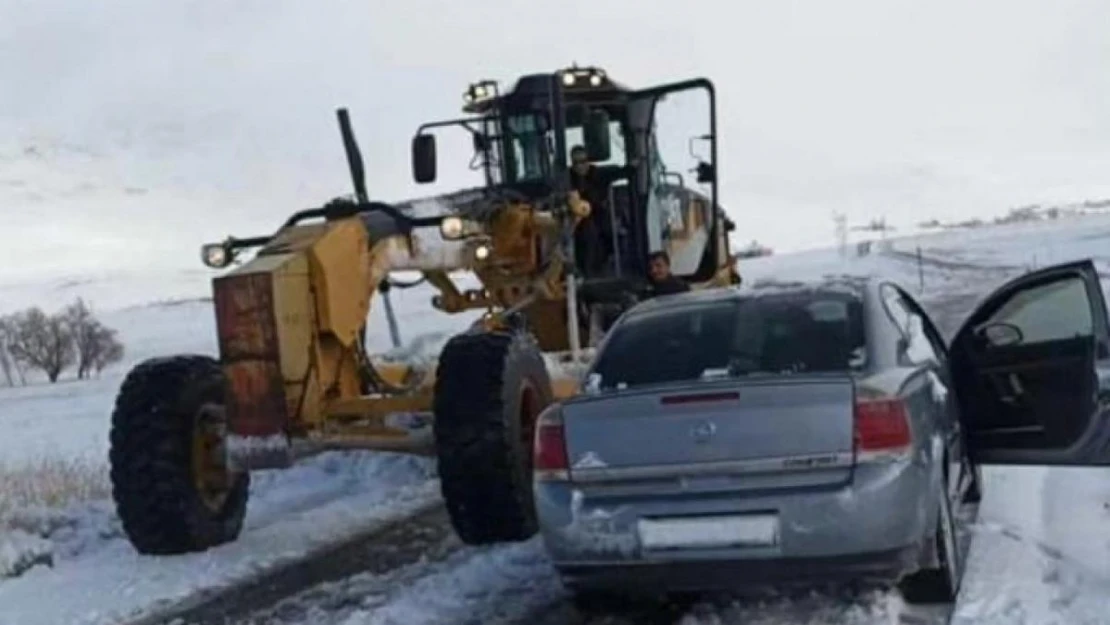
0,452,440,625
951,466,1110,625
0,530,52,579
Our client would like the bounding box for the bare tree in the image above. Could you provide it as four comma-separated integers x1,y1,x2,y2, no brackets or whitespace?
92,328,125,376
7,308,75,383
0,314,29,385
0,317,15,387
63,298,125,379
64,298,96,379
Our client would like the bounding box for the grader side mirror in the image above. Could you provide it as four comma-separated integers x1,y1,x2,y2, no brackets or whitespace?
583,110,611,162
695,161,715,184
412,134,437,184
472,132,489,152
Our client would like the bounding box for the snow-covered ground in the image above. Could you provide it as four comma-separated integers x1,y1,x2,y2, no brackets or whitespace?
0,271,482,625
2,213,1110,624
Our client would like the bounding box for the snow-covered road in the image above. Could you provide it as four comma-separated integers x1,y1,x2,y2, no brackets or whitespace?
170,283,1110,625
4,214,1110,624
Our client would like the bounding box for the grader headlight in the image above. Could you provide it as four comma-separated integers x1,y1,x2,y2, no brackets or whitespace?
474,244,492,261
201,242,232,269
440,216,465,240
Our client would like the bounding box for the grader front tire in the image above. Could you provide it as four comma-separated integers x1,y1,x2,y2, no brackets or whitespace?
433,330,553,545
109,355,249,555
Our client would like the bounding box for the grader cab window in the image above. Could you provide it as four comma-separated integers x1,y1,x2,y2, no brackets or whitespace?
563,119,628,168
504,113,550,183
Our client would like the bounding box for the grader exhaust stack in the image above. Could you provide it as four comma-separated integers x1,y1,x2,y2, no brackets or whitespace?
336,107,403,349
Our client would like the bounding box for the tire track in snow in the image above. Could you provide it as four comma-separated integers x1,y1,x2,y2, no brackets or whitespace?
129,504,452,625
207,538,564,625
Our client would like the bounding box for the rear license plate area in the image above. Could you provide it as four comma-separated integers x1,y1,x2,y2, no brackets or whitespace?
637,514,780,551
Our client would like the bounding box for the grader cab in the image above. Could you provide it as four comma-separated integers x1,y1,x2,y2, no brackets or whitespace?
107,66,740,554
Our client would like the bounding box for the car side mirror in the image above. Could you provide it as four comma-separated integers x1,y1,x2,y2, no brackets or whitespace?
412,134,437,184
976,321,1023,347
583,110,611,162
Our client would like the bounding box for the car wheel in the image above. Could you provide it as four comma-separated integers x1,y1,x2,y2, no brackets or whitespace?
899,482,962,604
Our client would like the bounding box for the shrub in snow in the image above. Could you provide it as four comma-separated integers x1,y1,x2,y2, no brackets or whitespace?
0,456,110,520
0,529,53,578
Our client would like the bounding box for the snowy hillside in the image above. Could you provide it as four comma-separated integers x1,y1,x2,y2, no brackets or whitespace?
0,214,1109,624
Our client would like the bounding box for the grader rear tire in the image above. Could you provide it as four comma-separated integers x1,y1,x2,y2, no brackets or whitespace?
109,355,249,555
433,330,553,545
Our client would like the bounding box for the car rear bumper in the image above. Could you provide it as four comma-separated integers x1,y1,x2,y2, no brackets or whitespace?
558,546,920,593
536,455,939,592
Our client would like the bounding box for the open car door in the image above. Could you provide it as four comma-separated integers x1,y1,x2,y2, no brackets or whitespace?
949,259,1110,465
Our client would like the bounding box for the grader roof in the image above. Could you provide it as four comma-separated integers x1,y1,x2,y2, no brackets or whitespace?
464,67,632,115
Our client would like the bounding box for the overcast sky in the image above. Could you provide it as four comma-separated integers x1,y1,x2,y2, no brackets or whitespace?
2,0,1109,280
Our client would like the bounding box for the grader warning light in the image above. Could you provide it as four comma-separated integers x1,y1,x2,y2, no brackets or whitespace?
108,66,740,555
559,65,606,88
463,80,499,105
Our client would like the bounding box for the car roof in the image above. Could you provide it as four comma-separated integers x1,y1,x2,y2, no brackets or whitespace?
625,275,880,320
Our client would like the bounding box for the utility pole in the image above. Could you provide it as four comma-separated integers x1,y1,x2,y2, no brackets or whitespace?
833,212,848,258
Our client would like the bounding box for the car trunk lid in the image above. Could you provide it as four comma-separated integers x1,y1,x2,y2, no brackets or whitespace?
561,375,857,489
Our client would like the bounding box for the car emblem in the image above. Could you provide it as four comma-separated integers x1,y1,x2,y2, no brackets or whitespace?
690,420,717,443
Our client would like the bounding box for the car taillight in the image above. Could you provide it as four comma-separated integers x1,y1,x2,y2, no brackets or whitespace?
854,396,912,459
533,412,569,481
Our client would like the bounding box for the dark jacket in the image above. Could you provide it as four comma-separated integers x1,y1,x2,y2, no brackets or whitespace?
650,275,691,296
569,165,630,231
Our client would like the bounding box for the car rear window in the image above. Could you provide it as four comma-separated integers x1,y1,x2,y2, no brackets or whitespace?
590,292,866,390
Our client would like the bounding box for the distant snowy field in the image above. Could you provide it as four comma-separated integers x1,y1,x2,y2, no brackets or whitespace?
0,213,1109,624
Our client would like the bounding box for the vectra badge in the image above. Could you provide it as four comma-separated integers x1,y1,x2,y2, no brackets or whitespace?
690,420,717,443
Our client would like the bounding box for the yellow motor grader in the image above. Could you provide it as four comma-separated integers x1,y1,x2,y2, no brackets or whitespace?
108,66,741,554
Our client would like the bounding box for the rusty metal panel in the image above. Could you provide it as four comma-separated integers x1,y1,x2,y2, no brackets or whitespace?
213,272,288,437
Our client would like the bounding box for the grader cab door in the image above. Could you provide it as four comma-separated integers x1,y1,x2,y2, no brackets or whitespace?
631,79,719,283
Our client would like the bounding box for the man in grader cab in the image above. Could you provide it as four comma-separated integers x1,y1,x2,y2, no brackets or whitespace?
105,66,740,559
568,144,631,277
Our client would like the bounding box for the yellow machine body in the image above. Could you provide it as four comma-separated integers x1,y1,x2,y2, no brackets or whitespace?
212,191,736,467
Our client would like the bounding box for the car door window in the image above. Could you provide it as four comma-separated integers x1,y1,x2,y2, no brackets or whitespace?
896,288,949,364
976,276,1092,345
880,284,941,366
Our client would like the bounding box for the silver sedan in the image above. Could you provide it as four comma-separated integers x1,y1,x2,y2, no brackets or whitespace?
532,260,1110,606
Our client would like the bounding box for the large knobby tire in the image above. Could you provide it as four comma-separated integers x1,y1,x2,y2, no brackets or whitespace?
899,482,962,604
433,330,553,545
109,355,250,555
